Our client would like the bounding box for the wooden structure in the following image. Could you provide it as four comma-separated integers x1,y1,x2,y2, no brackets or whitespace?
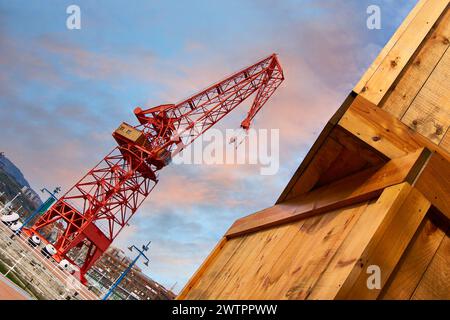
178,0,450,300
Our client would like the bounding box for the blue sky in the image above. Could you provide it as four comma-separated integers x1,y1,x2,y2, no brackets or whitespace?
0,0,418,292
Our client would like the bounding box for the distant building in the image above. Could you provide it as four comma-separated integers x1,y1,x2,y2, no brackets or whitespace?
20,186,42,208
86,246,175,300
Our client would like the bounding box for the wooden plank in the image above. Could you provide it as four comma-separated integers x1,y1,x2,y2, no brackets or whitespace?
355,0,449,105
226,148,430,238
246,215,325,299
308,183,412,299
339,96,421,158
414,152,450,219
354,0,430,94
381,6,450,118
339,94,450,162
276,92,356,203
336,186,430,299
284,203,366,300
379,212,446,300
401,47,450,144
242,219,309,299
242,204,365,299
230,222,304,300
177,237,227,299
210,225,288,299
412,234,450,299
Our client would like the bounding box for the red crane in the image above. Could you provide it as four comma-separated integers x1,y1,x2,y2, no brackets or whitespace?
25,54,284,283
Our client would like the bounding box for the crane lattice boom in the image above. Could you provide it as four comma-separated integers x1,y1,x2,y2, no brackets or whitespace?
26,54,284,283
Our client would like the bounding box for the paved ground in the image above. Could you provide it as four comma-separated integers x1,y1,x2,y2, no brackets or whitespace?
0,273,31,300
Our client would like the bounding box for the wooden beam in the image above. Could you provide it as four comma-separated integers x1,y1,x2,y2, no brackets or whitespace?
226,148,430,238
380,6,450,119
354,0,429,95
354,0,449,105
308,183,411,299
411,234,450,299
338,94,450,162
335,186,430,299
379,210,447,299
414,152,450,219
401,46,450,145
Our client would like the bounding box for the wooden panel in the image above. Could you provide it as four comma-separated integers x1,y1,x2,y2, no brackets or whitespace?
227,148,429,238
336,186,430,299
308,183,412,299
219,203,367,299
401,47,450,144
381,7,450,118
414,152,450,219
339,95,450,162
235,219,309,299
355,0,448,105
209,223,298,299
380,212,446,300
354,0,429,94
412,234,450,299
258,204,364,300
204,229,274,299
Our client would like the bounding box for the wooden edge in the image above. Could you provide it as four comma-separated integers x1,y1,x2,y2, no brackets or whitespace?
226,148,431,238
378,5,450,113
339,94,450,162
276,91,356,204
177,237,227,300
414,151,450,220
353,0,429,94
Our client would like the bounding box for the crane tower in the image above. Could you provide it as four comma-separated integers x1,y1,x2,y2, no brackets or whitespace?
25,54,284,283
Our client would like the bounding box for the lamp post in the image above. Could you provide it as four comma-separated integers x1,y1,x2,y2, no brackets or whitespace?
102,241,151,301
12,187,60,237
0,191,21,214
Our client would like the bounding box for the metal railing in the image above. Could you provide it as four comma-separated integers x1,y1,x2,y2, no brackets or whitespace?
0,219,98,300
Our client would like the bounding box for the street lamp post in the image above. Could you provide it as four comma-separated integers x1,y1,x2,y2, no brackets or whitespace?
102,241,151,301
13,187,60,237
0,191,22,214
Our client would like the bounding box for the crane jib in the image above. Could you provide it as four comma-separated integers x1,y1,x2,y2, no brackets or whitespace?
23,54,284,284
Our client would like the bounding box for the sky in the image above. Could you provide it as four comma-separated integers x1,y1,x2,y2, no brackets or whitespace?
0,0,418,293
